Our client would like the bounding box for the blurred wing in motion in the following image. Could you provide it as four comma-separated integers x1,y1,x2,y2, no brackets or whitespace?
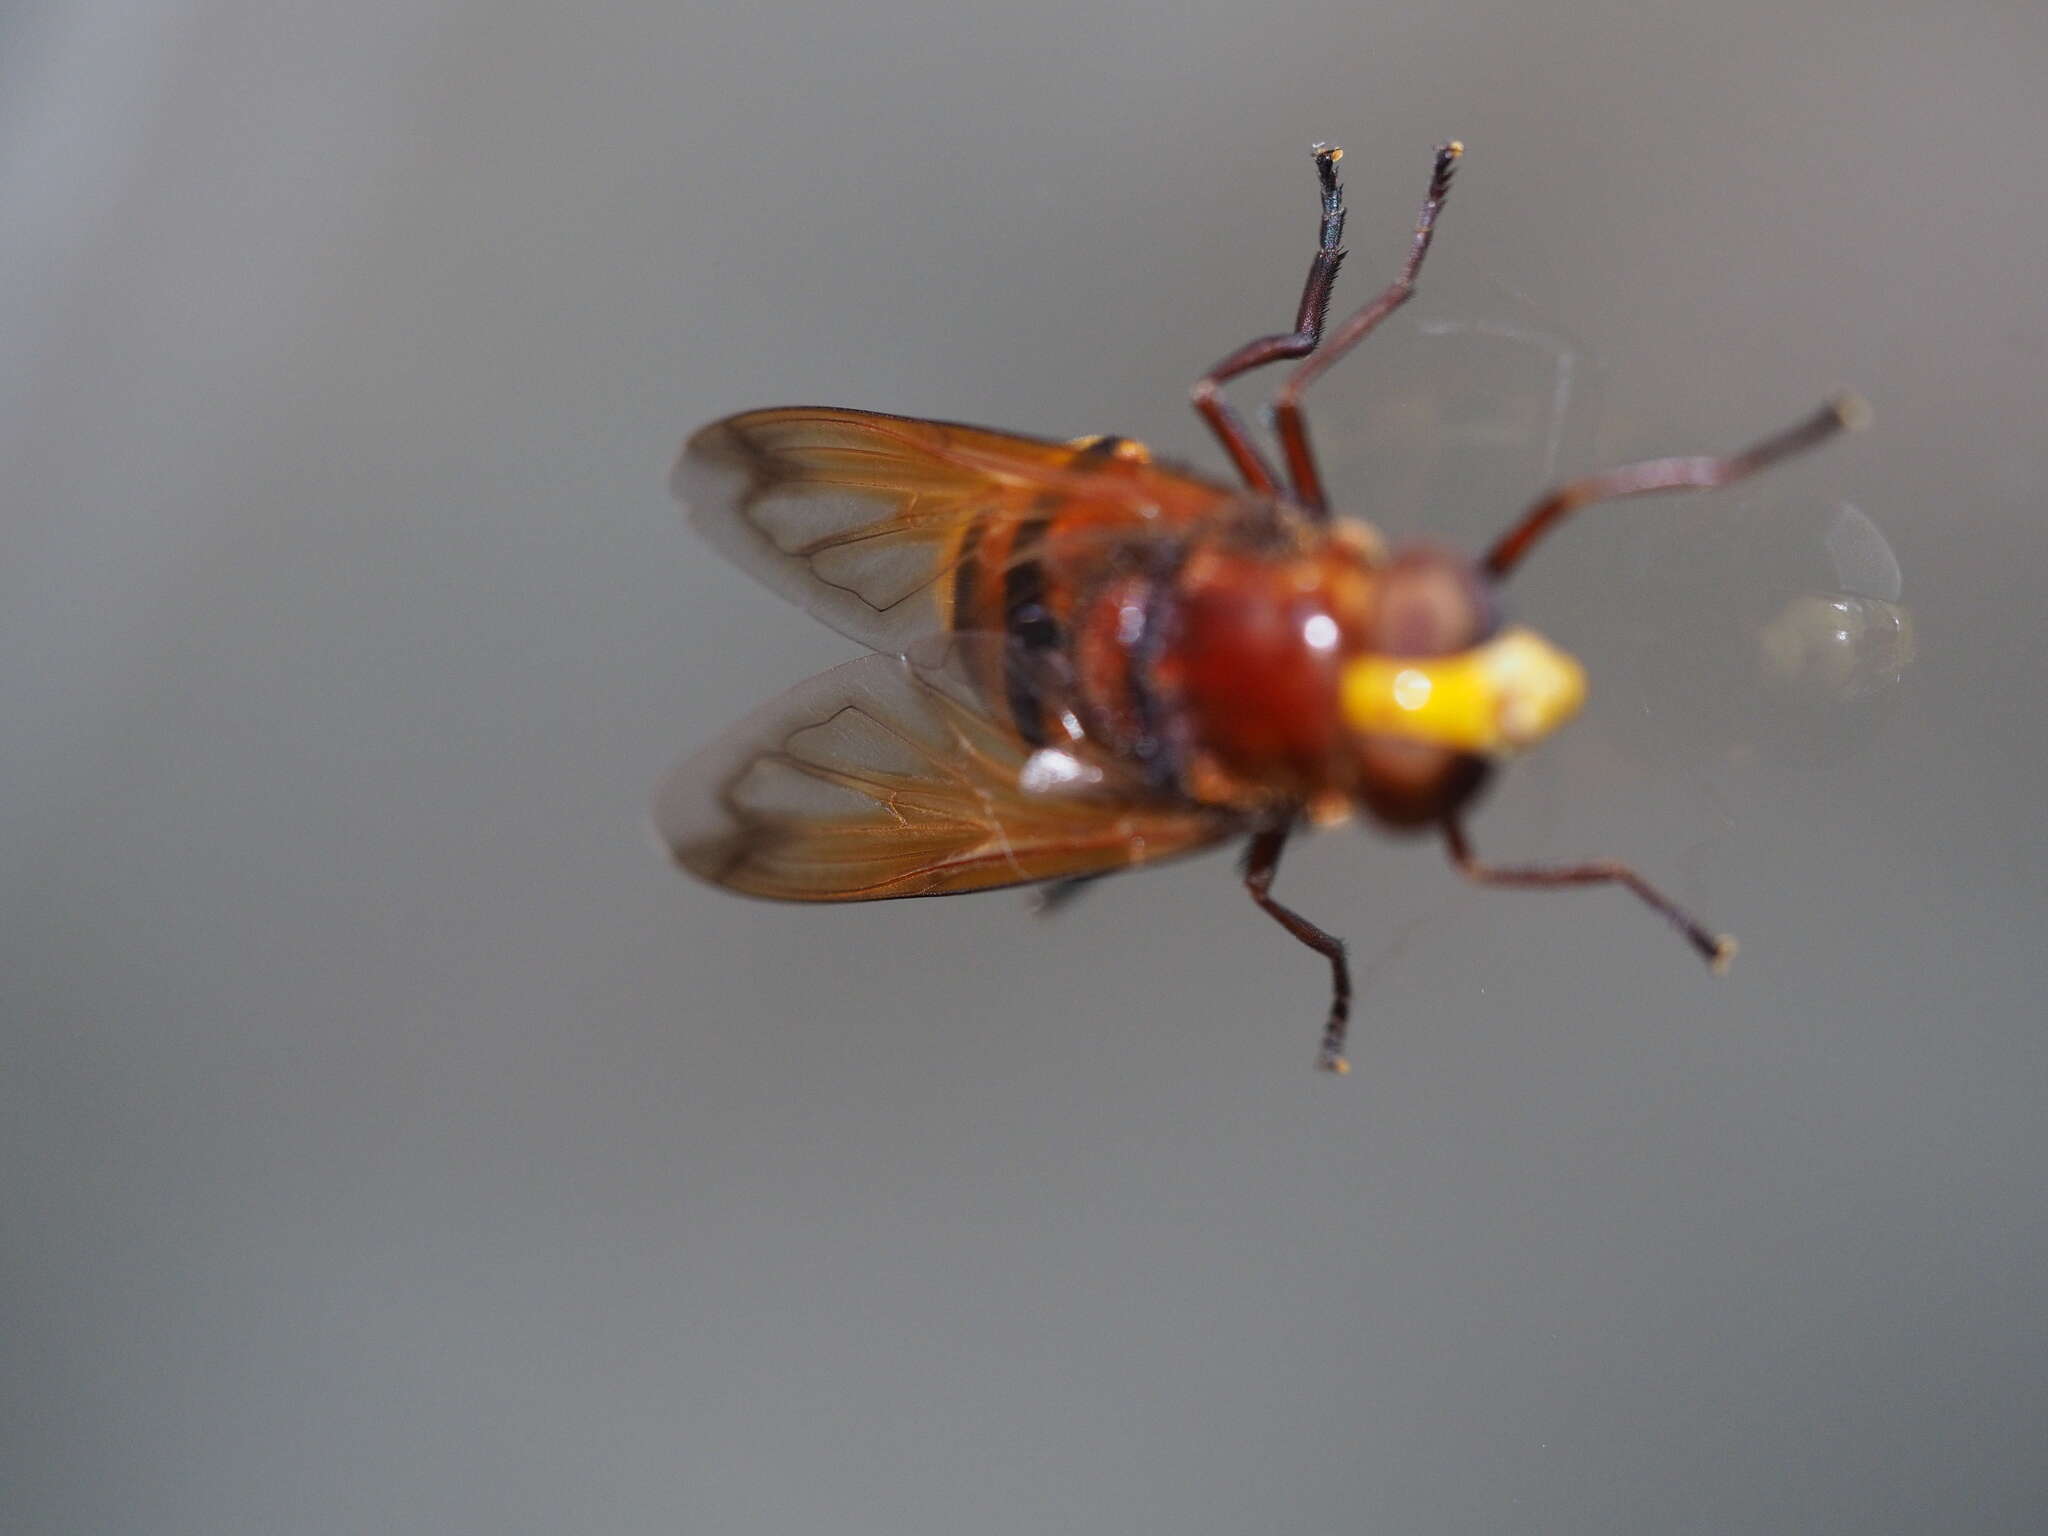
677,406,1234,652
657,636,1238,901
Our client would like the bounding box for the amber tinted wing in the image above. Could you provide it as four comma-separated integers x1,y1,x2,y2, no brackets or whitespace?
677,406,1235,652
657,635,1239,901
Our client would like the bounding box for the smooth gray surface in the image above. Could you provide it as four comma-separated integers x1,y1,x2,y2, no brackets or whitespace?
5,4,2044,1533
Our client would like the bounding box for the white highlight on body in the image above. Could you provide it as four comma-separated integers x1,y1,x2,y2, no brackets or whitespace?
1302,613,1339,652
1019,748,1102,794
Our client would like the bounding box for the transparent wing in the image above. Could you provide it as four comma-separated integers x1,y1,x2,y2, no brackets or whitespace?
657,635,1239,901
676,406,1235,652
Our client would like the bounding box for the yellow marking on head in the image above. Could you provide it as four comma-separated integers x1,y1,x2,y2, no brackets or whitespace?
1340,627,1586,755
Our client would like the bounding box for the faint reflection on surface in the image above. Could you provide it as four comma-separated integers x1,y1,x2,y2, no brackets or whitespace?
1757,501,1916,708
1412,316,1582,479
1312,279,1609,547
1749,500,1917,764
1757,592,1916,704
1818,500,1904,603
1602,494,1917,770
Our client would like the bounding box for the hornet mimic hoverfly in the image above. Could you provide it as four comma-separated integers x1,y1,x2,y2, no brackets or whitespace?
659,141,1864,1072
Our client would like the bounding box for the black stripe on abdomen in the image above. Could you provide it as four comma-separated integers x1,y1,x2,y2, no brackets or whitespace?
1001,515,1058,749
1125,548,1188,794
949,517,985,633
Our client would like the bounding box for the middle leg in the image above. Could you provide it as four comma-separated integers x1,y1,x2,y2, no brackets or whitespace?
1244,819,1355,1074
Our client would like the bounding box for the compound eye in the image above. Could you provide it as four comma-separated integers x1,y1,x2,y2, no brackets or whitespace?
1375,550,1496,656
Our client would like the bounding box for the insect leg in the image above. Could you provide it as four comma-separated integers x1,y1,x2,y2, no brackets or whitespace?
1189,145,1349,494
1442,817,1737,972
1033,873,1106,916
1481,395,1870,579
1273,141,1463,515
1244,821,1354,1074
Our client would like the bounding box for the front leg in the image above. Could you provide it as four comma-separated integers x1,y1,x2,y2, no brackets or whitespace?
1272,140,1462,514
1189,144,1348,494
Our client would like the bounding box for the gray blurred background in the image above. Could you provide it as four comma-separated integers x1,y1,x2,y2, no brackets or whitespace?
5,3,2044,1533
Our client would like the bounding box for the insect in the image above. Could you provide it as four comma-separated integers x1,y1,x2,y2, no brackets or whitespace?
659,141,1864,1072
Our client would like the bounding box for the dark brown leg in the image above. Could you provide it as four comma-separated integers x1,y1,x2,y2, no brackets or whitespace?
1483,395,1870,579
1034,873,1104,915
1244,821,1354,1074
1273,141,1463,515
1190,144,1349,493
1443,817,1737,972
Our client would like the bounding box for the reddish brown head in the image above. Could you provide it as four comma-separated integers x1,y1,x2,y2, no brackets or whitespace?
1162,525,1585,829
1348,545,1501,826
